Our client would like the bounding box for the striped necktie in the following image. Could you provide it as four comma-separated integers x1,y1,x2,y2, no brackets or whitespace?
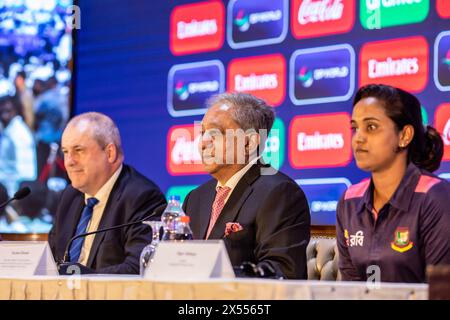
69,197,99,263
206,186,231,239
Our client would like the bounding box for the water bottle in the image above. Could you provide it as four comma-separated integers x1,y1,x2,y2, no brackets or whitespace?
161,195,185,241
174,215,194,241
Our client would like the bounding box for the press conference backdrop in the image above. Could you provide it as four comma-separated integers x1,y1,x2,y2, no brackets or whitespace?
77,0,448,226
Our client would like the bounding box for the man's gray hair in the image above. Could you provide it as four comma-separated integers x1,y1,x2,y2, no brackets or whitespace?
66,112,123,155
206,92,275,133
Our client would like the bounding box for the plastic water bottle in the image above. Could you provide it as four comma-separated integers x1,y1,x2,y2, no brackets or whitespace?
174,215,194,241
161,195,185,241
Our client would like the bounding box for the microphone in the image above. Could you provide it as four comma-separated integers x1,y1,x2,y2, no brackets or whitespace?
0,187,31,210
61,203,167,264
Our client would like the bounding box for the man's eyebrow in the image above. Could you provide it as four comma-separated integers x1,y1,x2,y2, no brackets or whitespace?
62,144,84,150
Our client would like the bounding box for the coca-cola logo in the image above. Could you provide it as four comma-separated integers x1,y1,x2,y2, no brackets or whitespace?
171,135,202,165
291,0,354,39
167,124,206,175
298,0,344,25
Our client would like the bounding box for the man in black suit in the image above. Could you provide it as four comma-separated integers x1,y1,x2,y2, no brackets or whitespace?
183,93,310,279
49,112,166,274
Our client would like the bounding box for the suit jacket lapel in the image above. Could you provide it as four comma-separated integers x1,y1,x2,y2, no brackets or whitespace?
86,167,128,268
208,164,261,239
191,180,216,240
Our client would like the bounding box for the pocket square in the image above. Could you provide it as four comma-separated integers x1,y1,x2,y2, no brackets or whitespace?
224,222,243,237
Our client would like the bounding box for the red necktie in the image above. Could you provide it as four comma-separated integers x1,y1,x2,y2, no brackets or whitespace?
206,186,231,239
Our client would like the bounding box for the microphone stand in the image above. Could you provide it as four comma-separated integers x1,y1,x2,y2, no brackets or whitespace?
57,204,166,275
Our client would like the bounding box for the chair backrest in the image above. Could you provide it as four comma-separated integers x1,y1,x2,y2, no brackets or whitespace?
307,237,340,281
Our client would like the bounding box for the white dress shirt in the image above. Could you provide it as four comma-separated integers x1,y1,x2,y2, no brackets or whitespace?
216,157,259,205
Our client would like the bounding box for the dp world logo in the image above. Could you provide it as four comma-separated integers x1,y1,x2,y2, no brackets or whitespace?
443,51,450,71
435,31,450,92
234,10,250,32
290,44,355,105
227,0,288,49
297,67,314,88
296,178,351,225
174,81,189,101
168,60,224,117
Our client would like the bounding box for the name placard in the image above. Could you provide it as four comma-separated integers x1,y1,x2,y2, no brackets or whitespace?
144,240,235,280
0,241,58,276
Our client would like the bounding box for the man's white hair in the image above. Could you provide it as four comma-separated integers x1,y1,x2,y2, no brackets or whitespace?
66,112,123,155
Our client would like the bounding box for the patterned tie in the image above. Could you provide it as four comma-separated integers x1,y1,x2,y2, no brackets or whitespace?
206,186,231,239
69,197,99,263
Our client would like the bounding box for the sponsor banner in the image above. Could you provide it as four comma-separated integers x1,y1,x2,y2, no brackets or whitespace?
360,36,429,93
227,53,286,106
228,0,288,49
289,112,352,168
435,103,450,161
289,44,355,105
167,123,206,176
167,60,225,117
262,118,285,170
170,1,225,55
360,0,429,30
166,185,198,204
296,178,351,225
437,0,450,19
291,0,355,39
434,31,450,92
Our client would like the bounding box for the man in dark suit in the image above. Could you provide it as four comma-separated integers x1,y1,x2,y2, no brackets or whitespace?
49,112,166,274
183,93,310,279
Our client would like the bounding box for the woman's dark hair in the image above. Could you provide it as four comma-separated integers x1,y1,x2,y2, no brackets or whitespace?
353,84,444,172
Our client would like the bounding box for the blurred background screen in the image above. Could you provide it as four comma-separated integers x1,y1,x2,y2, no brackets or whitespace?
0,0,72,233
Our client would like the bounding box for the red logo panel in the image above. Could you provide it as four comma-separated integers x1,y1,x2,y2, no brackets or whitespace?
291,0,355,39
437,0,450,19
435,103,450,161
227,54,286,106
360,36,429,93
167,124,206,175
289,113,352,168
170,1,225,55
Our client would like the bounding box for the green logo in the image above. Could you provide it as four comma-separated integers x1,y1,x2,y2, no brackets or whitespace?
421,106,428,126
360,0,429,30
166,185,198,204
262,118,285,170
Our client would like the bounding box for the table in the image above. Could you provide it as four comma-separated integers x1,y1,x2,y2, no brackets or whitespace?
0,276,428,300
